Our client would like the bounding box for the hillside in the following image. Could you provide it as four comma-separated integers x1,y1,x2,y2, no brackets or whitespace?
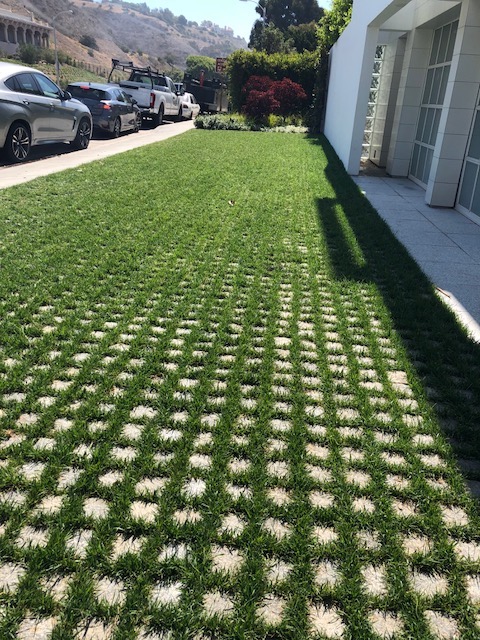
1,0,247,74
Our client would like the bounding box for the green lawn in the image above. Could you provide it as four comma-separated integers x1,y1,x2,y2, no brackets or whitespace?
0,130,479,639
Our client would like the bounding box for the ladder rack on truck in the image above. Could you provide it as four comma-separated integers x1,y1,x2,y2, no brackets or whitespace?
107,59,181,126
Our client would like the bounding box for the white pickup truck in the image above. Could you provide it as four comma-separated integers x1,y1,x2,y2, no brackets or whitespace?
108,59,182,126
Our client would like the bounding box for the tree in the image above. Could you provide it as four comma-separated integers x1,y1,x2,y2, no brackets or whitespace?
317,0,353,53
249,23,294,54
254,0,322,30
249,0,323,53
288,21,319,52
185,55,216,79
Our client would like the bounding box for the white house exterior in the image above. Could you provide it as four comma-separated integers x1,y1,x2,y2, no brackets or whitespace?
324,0,480,220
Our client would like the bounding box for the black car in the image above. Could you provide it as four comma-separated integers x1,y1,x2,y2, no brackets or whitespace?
67,82,141,137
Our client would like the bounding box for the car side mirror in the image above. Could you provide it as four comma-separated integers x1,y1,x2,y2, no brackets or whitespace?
62,90,72,101
131,98,137,105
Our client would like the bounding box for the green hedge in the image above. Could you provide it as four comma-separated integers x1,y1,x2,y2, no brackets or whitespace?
226,49,317,112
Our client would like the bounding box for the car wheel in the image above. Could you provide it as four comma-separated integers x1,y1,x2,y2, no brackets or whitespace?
152,104,164,127
134,112,142,133
189,110,193,120
71,118,91,150
112,117,121,138
5,122,31,163
177,106,183,121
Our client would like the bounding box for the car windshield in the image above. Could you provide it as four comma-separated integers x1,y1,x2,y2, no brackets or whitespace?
69,86,109,101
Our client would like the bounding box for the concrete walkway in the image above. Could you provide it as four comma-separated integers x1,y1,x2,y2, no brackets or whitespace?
353,174,480,343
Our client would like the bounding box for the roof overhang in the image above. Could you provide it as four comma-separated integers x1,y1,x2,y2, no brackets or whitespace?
369,0,461,32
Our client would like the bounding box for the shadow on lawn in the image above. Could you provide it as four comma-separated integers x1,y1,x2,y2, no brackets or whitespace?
312,135,480,485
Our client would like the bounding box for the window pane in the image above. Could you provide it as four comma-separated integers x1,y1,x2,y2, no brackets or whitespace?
417,145,427,182
416,108,427,140
430,67,443,105
410,143,420,177
423,147,434,184
458,161,477,209
467,113,480,160
438,65,450,105
437,24,451,64
429,109,441,146
423,109,435,143
423,68,434,104
446,21,458,62
471,174,480,215
430,28,442,65
35,74,60,99
15,73,39,95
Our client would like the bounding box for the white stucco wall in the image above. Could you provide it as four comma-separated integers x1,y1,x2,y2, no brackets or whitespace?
323,0,412,174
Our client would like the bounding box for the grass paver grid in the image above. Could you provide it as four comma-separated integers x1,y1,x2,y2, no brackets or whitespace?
0,131,479,638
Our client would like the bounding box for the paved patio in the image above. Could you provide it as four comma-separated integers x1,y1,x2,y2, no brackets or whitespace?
353,174,480,343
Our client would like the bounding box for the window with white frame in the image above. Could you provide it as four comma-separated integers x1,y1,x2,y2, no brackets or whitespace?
410,20,458,186
457,91,480,217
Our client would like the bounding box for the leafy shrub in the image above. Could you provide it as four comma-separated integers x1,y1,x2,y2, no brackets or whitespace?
80,34,98,51
241,75,307,122
18,44,41,64
227,49,316,112
194,114,250,130
194,113,307,133
42,48,55,64
271,78,307,116
243,89,280,122
242,75,273,94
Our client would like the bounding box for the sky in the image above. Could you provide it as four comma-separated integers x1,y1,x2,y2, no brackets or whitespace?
143,1,332,42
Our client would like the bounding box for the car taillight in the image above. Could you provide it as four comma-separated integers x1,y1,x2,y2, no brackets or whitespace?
100,101,111,110
150,92,155,109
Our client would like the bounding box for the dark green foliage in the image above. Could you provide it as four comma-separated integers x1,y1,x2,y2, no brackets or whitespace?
185,55,216,79
249,0,324,53
317,0,353,53
227,49,316,112
288,21,319,52
249,23,295,54
79,34,99,51
17,44,41,65
255,0,323,32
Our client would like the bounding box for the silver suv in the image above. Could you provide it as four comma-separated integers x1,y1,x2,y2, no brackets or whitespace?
0,62,92,163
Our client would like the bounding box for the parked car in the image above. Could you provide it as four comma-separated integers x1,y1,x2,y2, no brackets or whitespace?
108,60,181,126
181,92,200,120
0,61,92,163
67,82,142,137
